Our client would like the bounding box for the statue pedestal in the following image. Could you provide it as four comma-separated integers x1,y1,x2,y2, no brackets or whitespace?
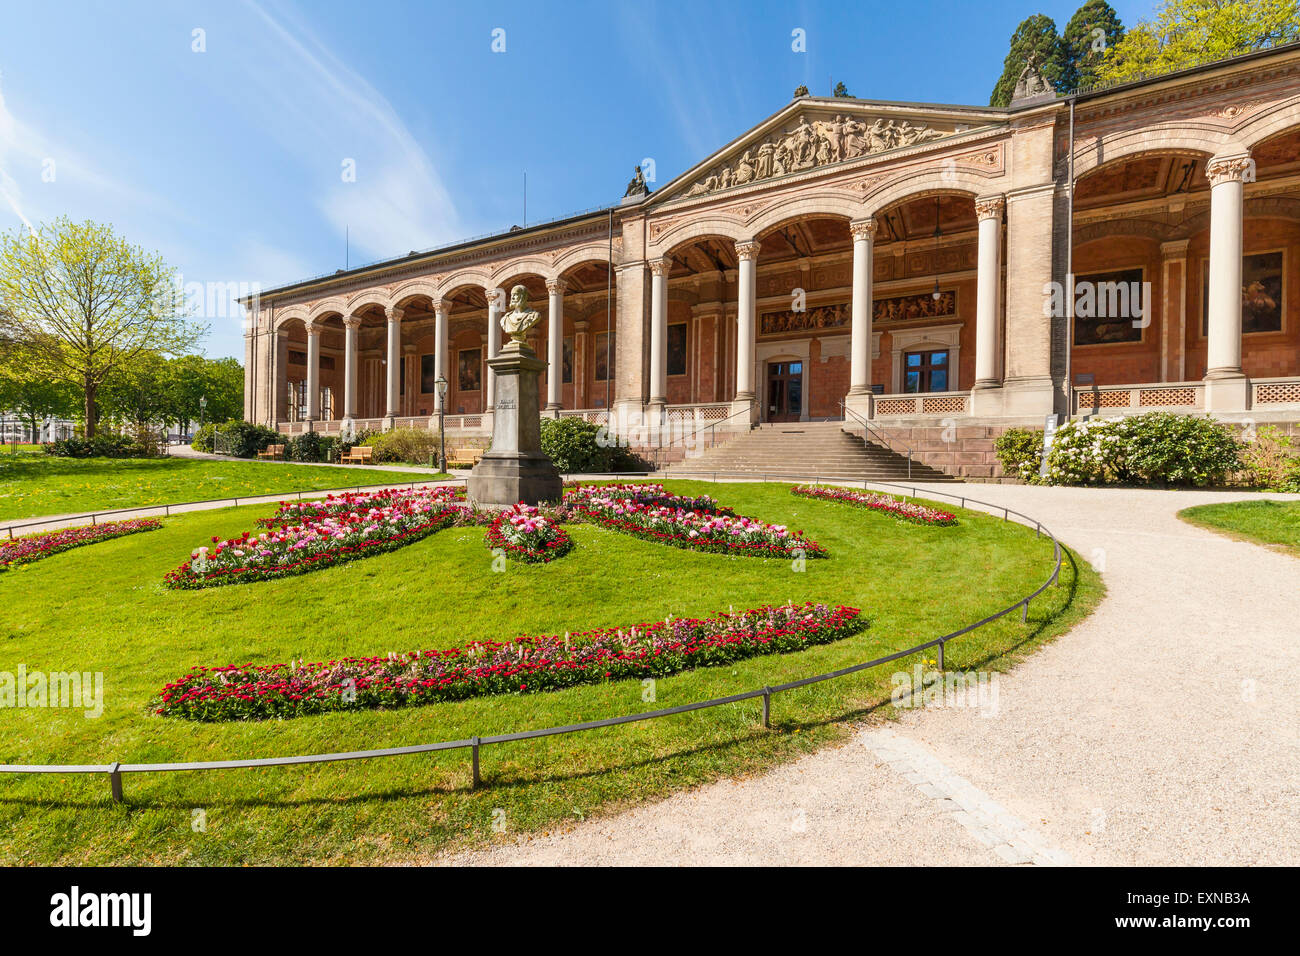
467,340,562,507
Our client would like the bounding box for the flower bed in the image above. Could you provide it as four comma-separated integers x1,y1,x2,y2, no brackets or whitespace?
791,485,957,526
0,518,161,572
565,483,822,558
165,488,463,589
154,602,866,720
485,504,573,562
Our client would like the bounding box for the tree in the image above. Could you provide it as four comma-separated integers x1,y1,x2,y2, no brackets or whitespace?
989,14,1068,106
832,81,851,98
1062,0,1126,91
793,84,810,97
99,352,171,433
164,354,243,433
1098,0,1300,84
0,218,205,437
0,339,78,440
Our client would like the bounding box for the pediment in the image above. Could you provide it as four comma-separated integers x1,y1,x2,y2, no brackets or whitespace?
650,100,1003,204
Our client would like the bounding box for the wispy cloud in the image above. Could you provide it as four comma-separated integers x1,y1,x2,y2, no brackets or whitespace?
237,0,461,262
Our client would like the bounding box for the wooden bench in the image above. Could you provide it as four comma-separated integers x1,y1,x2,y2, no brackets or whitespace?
340,445,374,465
447,446,484,469
257,443,285,461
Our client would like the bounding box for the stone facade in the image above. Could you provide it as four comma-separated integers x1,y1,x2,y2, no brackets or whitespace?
242,46,1300,448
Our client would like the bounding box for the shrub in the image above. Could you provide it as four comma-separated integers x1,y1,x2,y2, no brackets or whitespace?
190,423,217,453
369,427,441,464
43,433,151,458
993,428,1043,480
1240,425,1299,491
286,431,339,463
539,416,639,473
1042,413,1241,487
1123,413,1241,486
203,421,286,458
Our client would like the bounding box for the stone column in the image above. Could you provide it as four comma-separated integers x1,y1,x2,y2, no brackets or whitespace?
648,257,672,416
305,322,321,425
545,278,565,414
846,219,876,419
1003,185,1056,416
970,195,1006,417
384,306,403,427
434,298,449,389
484,288,501,410
1204,154,1253,412
343,314,361,420
733,239,760,423
1160,240,1190,382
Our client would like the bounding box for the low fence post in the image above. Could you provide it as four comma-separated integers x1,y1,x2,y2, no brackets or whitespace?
471,737,481,789
936,640,945,671
108,762,123,803
1021,601,1029,623
762,687,772,728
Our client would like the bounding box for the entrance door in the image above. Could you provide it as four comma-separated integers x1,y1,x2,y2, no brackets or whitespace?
766,361,803,421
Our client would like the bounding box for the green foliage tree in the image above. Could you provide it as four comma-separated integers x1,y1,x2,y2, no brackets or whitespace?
1062,0,1126,91
99,351,171,432
0,338,78,440
0,218,205,437
164,354,243,433
1098,0,1300,84
989,14,1068,106
832,81,851,98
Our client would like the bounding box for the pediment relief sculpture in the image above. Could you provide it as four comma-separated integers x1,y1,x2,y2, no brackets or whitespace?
683,114,951,198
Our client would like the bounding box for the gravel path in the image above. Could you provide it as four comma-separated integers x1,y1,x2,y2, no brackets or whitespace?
437,484,1300,866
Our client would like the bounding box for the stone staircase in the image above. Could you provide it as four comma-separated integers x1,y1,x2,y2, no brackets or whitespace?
659,420,958,482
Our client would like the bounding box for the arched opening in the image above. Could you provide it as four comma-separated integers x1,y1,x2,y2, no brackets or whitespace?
555,260,616,413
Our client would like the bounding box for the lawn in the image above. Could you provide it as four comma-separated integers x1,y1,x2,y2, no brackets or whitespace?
0,456,446,522
1178,499,1300,557
0,480,1102,865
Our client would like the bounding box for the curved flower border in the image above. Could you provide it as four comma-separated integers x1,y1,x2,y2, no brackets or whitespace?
154,602,866,720
0,518,161,573
485,504,573,563
165,487,464,589
791,485,957,526
566,483,824,558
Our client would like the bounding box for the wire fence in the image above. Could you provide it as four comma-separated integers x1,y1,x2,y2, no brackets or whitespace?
0,472,1064,803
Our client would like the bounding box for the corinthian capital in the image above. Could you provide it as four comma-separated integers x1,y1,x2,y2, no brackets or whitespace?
974,195,1006,220
735,239,761,261
849,218,877,241
545,277,567,295
385,305,405,323
1206,154,1254,187
343,314,363,330
649,257,674,277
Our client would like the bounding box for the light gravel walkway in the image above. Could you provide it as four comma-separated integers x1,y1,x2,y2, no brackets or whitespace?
438,484,1300,866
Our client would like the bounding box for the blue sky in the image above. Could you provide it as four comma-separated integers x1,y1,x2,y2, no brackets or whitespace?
0,0,1156,359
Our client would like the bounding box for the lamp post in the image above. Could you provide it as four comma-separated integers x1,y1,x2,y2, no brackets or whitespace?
198,395,207,437
435,373,448,473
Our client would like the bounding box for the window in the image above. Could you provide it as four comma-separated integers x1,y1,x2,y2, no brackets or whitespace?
903,350,949,393
458,349,482,392
287,380,308,421
421,354,438,393
667,323,688,376
594,330,615,381
319,386,333,420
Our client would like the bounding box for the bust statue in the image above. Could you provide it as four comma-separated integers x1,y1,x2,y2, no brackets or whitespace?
500,284,541,343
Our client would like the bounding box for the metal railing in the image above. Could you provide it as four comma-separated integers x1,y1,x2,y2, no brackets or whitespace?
840,401,914,479
0,472,1063,802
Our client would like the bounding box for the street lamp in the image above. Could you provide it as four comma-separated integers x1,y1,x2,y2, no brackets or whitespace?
199,395,207,436
435,374,448,473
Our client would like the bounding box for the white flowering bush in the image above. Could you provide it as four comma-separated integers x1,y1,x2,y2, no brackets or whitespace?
1041,413,1241,487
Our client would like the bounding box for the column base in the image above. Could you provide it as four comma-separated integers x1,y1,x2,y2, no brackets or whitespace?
1203,372,1250,413
543,404,561,418
843,391,873,422
382,415,396,431
729,397,757,429
969,383,1005,418
1001,377,1056,418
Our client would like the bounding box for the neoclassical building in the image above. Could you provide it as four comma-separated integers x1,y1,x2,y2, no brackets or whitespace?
242,43,1300,469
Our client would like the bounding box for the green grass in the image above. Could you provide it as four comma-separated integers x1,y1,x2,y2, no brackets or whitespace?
0,481,1102,864
1178,499,1300,557
0,456,447,522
